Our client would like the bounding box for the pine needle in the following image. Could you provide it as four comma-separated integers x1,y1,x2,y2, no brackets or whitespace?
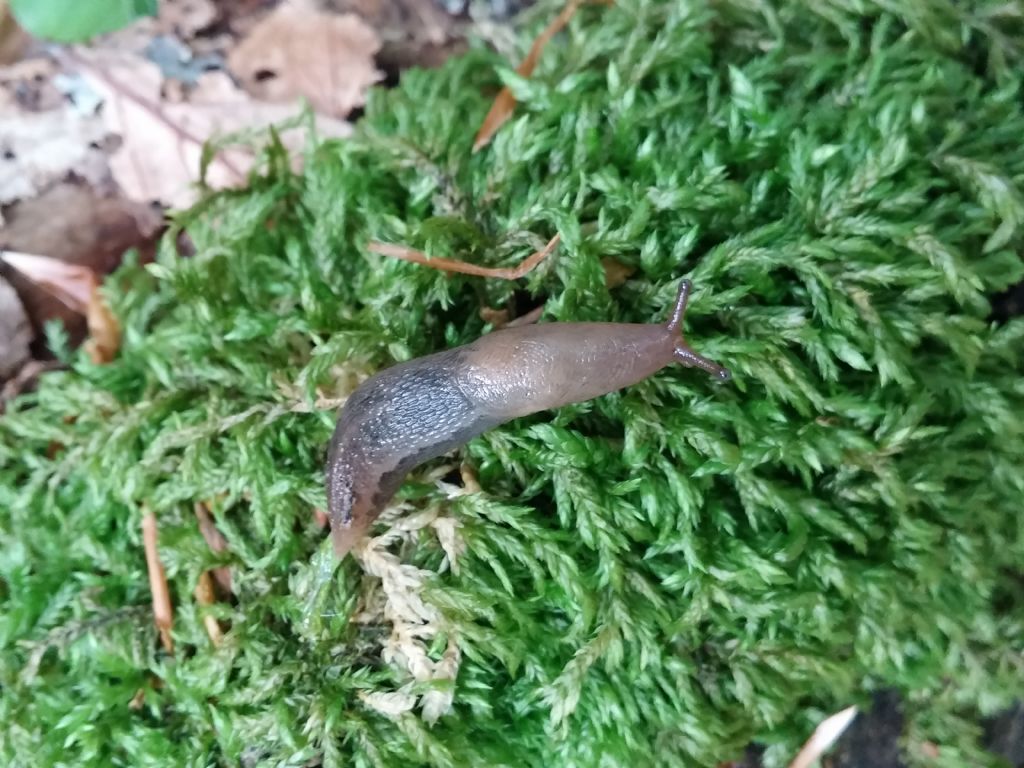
367,233,560,279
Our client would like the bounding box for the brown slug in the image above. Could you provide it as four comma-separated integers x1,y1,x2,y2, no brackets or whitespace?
325,278,729,558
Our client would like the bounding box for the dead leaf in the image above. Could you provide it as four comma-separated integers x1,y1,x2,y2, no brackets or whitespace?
0,273,30,381
0,0,29,66
0,106,110,206
83,283,120,364
1,251,95,311
367,233,560,280
1,251,121,363
142,508,174,655
73,49,351,208
601,256,635,288
473,0,590,152
157,0,218,39
0,182,161,352
228,0,382,119
479,305,510,327
787,706,858,768
0,56,63,112
920,741,940,759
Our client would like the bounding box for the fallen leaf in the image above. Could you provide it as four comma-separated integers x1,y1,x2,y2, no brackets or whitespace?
0,273,30,381
0,0,30,66
228,0,382,119
473,0,591,152
367,233,560,280
142,508,174,655
73,49,351,208
0,105,110,206
479,305,510,327
0,182,161,351
601,256,635,288
1,251,94,310
1,251,121,363
0,56,63,112
788,706,858,768
157,0,218,39
920,741,940,759
83,283,120,364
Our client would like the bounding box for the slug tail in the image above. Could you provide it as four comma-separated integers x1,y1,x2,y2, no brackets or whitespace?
331,518,368,559
666,278,731,381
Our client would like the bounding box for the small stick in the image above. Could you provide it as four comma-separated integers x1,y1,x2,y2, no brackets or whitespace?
367,233,560,280
787,705,858,768
472,0,591,152
194,502,232,595
194,571,224,646
141,509,174,654
506,304,546,327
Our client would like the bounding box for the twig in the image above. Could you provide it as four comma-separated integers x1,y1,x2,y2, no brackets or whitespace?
193,571,224,646
141,508,174,654
367,233,560,280
787,705,858,768
194,502,232,595
506,304,546,327
472,0,591,152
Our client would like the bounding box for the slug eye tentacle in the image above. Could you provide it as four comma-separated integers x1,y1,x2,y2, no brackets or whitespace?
665,278,731,381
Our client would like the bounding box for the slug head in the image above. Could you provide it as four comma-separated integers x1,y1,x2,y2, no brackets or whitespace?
665,279,731,381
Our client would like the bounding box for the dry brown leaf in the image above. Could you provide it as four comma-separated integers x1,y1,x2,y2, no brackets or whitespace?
0,106,109,206
478,305,510,328
142,509,174,655
157,0,218,39
0,274,30,381
83,282,121,363
472,0,591,152
1,251,122,363
74,49,351,208
0,56,63,113
228,0,382,119
1,251,95,312
787,706,858,768
367,233,560,280
0,0,29,66
601,256,635,288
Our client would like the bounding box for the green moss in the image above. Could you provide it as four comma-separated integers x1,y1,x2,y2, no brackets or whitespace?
2,1,1024,766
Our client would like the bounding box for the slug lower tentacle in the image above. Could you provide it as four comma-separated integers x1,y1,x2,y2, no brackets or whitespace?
325,278,729,558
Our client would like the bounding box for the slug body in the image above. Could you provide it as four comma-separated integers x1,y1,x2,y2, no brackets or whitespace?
326,279,729,558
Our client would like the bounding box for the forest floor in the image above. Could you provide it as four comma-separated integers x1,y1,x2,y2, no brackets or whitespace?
0,1,1020,766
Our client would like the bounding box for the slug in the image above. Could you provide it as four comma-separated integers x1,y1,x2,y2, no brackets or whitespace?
325,278,729,558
